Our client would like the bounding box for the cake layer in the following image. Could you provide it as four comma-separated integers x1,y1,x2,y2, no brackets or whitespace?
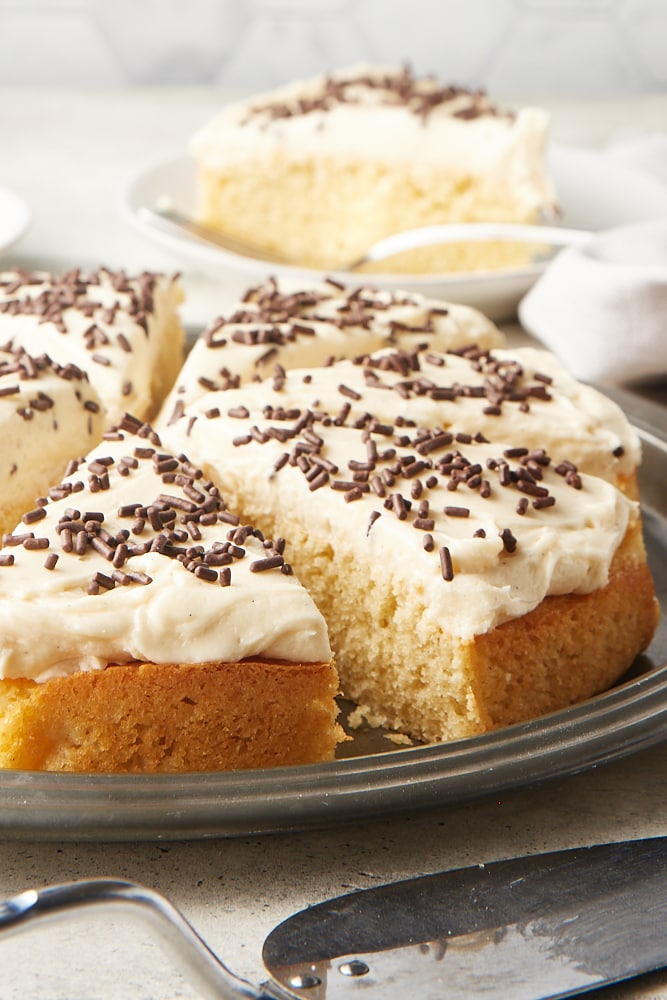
158,277,504,420
0,344,105,536
0,659,340,772
336,523,656,739
190,65,557,272
467,524,656,732
0,267,185,425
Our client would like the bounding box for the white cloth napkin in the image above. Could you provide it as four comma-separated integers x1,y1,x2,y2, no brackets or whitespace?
518,133,667,385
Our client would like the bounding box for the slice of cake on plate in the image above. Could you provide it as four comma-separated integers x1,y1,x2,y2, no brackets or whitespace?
0,415,339,772
189,65,557,274
0,267,185,426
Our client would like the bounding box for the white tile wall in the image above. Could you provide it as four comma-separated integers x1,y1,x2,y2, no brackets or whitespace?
0,0,665,94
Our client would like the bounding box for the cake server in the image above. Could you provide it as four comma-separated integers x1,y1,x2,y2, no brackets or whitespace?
1,837,666,999
139,205,591,270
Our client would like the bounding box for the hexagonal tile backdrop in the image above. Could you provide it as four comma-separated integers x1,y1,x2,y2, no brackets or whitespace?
0,0,665,92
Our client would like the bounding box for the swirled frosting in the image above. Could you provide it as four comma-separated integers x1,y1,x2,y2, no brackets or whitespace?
0,416,331,682
158,277,504,421
0,267,185,425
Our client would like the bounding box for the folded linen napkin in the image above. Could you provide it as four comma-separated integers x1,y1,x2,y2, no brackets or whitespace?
519,132,667,385
519,218,667,384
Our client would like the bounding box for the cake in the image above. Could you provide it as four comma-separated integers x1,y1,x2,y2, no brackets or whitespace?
0,268,658,763
0,267,185,426
0,415,340,772
161,341,658,743
157,276,504,423
0,344,105,537
189,65,557,274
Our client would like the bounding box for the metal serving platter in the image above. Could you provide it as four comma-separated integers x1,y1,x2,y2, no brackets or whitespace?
0,388,665,842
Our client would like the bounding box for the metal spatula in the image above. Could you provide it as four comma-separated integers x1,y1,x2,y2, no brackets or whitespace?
2,837,666,999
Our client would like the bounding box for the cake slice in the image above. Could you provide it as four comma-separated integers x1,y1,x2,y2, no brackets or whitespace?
0,415,339,772
157,277,505,424
189,65,557,274
0,267,185,426
0,343,105,536
161,354,658,743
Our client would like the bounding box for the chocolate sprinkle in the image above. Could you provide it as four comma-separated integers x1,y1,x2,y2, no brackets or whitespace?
439,546,454,581
244,67,511,125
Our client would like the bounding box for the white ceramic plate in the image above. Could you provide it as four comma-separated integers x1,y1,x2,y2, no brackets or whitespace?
0,184,30,257
119,144,667,320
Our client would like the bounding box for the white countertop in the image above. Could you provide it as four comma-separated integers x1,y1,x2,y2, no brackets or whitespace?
1,87,667,1000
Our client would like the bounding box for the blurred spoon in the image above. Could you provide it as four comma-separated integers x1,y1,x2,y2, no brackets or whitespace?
139,206,592,272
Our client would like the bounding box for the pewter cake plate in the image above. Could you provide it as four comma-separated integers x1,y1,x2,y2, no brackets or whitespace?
0,390,665,841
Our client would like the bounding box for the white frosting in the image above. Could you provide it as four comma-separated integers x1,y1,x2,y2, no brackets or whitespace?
161,349,637,641
245,345,638,484
0,425,331,682
0,346,105,529
160,286,639,485
0,268,184,425
157,279,504,419
190,64,556,216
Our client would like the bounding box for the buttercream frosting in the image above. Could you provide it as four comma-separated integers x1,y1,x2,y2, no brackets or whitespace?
0,344,104,531
0,267,185,425
158,277,504,420
160,287,639,486
0,416,331,682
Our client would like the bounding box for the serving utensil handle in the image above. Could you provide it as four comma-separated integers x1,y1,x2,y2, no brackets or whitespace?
0,878,271,1000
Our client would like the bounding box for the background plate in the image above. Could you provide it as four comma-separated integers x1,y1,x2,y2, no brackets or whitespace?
0,184,30,256
119,144,667,321
0,392,664,842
